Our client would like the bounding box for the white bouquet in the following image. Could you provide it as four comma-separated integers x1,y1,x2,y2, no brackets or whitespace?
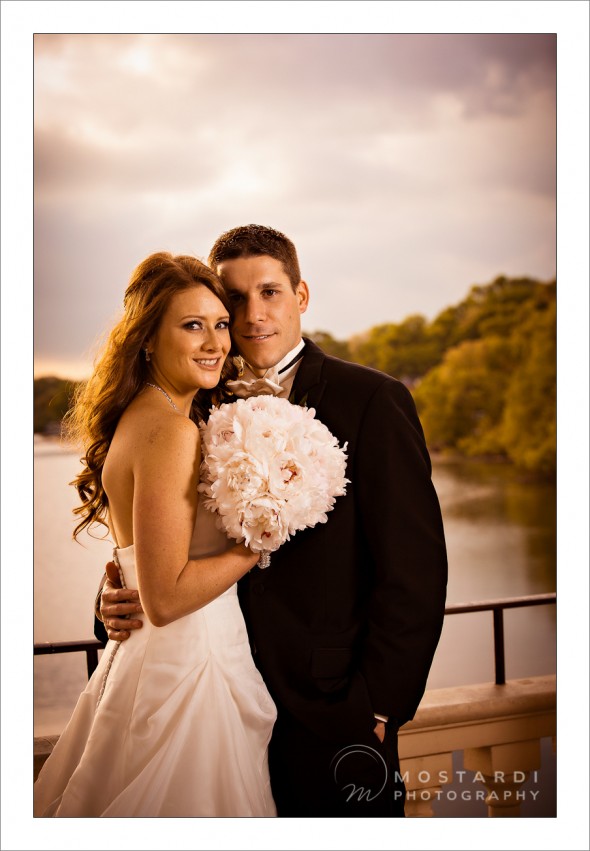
198,396,349,566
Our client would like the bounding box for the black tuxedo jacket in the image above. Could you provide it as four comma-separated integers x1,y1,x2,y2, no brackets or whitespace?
237,339,448,742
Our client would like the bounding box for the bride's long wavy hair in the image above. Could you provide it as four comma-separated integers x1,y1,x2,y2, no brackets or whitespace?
65,251,237,540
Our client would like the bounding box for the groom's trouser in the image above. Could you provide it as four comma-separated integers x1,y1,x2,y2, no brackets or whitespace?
268,714,406,817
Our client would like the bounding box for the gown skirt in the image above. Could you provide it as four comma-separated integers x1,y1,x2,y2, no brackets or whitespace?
34,502,277,817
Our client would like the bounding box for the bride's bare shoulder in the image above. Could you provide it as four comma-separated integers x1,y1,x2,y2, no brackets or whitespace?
114,395,200,457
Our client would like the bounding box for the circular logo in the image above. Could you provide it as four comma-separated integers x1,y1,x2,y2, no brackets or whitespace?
330,744,388,803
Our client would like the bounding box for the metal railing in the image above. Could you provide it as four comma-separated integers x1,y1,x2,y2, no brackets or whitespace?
34,593,556,684
34,639,105,678
444,592,556,685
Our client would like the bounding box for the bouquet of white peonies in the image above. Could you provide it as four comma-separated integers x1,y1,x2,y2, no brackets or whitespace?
198,395,349,566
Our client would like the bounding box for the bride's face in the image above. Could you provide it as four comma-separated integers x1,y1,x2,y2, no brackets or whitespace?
147,285,231,394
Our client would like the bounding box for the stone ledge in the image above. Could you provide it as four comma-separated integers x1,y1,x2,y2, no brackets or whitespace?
401,675,556,731
398,675,556,761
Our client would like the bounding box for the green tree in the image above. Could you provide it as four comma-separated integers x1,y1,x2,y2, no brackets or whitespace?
306,330,352,361
414,279,556,474
34,377,78,433
349,315,441,383
449,276,545,344
500,296,556,474
414,336,515,456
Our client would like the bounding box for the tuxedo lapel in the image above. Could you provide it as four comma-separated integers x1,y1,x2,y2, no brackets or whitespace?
289,338,327,410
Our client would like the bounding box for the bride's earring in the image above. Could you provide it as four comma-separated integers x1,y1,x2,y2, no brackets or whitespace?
144,348,151,362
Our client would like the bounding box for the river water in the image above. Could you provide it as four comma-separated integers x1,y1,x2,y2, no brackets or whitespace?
33,438,557,814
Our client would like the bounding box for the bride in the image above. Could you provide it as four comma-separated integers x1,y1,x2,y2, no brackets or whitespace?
34,252,277,817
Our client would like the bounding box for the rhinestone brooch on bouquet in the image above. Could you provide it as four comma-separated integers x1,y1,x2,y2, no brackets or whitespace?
257,551,271,570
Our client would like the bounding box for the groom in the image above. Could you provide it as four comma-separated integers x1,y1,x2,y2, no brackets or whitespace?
97,224,448,816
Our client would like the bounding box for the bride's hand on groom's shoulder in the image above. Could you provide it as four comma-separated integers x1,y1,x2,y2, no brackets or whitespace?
100,561,144,642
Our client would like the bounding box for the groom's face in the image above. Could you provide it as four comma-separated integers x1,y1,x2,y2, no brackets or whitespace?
216,255,309,376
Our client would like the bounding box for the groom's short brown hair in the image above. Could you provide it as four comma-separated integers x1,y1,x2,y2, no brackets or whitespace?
208,224,301,292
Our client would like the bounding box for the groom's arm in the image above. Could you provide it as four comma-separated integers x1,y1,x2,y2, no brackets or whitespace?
356,378,448,728
94,562,144,642
93,575,108,643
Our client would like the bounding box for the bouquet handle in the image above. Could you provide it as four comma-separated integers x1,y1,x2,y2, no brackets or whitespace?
257,551,271,570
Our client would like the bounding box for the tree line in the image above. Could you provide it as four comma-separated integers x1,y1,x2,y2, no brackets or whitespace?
35,274,556,476
309,275,556,476
34,376,78,435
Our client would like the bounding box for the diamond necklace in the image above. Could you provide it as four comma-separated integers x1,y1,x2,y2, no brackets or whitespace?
145,382,180,412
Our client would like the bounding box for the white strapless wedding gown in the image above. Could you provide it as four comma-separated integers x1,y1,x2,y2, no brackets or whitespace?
34,499,277,817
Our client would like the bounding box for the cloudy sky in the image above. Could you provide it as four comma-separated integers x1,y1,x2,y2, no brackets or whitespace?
3,5,589,847
34,32,557,378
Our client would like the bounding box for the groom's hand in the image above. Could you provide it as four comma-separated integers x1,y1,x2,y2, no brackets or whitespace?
100,561,144,642
373,721,386,743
